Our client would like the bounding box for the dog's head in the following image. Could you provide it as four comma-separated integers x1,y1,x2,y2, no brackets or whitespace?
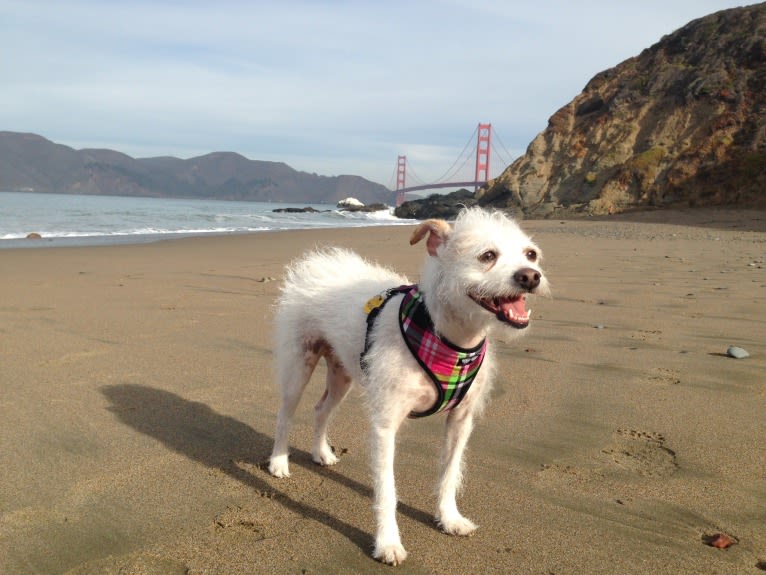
410,207,549,331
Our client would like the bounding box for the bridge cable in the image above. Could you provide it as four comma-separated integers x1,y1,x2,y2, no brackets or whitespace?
489,142,512,177
490,129,515,171
446,146,476,183
424,124,479,185
387,163,399,191
405,164,428,186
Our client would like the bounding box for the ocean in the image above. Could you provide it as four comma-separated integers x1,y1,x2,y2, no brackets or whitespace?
0,191,416,248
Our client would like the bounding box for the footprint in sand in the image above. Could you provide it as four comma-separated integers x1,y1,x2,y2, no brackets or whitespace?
647,367,681,385
213,505,272,540
537,429,678,485
630,329,663,342
600,428,678,477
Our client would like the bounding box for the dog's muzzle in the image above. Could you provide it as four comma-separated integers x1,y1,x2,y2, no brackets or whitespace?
469,267,541,329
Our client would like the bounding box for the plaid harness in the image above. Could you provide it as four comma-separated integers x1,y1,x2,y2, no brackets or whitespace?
361,285,487,418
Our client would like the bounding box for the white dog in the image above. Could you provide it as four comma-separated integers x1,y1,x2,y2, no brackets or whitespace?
268,207,548,565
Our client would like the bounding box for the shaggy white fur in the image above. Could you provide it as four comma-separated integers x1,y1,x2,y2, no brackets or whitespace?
268,207,548,565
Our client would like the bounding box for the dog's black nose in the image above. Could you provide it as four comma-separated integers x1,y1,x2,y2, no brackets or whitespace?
513,268,541,291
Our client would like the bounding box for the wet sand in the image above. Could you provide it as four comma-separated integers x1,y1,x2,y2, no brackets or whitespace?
1,209,765,574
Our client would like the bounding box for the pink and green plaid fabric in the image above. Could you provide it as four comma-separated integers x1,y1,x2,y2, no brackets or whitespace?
399,286,487,418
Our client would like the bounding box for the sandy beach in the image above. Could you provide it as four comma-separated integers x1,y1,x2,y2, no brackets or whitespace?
1,209,765,574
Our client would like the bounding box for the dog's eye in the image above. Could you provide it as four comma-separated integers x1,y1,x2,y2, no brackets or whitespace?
478,250,497,264
525,249,538,262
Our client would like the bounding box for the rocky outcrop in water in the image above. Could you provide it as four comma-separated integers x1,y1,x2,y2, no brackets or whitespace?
394,189,478,220
480,3,766,216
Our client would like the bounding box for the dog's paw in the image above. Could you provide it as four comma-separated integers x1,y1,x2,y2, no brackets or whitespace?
268,454,290,478
312,444,340,467
437,514,478,536
373,541,408,566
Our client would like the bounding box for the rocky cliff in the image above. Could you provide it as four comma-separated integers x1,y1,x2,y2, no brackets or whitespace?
480,3,766,216
0,132,395,205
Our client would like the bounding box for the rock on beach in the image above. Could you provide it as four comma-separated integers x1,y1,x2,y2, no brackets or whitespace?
726,346,750,359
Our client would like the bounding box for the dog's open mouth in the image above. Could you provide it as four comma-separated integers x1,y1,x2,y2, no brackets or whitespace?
469,293,530,329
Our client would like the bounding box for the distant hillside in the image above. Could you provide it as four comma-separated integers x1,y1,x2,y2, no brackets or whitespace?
480,3,766,216
0,132,395,205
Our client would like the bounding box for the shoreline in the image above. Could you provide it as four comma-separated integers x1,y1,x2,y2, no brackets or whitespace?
1,213,764,574
0,224,411,250
0,228,286,250
0,191,414,248
3,206,765,251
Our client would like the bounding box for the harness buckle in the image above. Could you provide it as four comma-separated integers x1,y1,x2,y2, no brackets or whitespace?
363,294,386,315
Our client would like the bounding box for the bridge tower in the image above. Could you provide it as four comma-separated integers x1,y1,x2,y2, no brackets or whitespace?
393,123,493,201
395,155,407,206
474,123,491,192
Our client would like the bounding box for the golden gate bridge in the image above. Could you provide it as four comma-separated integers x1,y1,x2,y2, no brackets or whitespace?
391,123,514,206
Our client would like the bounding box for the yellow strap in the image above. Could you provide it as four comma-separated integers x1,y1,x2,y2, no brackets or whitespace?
363,294,385,315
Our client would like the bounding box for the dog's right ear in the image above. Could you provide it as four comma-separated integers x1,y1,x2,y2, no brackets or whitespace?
410,219,451,256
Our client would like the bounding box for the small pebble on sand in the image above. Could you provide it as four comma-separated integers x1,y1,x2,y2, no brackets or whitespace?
726,346,750,359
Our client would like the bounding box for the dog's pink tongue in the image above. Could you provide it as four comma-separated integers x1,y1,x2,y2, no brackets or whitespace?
500,295,529,322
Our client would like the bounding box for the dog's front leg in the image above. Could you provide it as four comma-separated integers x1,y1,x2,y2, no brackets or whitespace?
370,413,409,565
436,407,478,536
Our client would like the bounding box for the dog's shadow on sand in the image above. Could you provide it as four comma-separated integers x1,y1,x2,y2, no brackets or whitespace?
101,383,433,554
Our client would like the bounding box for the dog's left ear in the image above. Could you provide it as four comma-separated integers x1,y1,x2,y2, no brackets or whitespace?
410,219,451,257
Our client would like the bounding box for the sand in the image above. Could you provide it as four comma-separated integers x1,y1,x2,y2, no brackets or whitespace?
1,209,764,575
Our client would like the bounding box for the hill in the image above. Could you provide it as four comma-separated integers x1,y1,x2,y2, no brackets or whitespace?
479,3,766,217
0,132,395,205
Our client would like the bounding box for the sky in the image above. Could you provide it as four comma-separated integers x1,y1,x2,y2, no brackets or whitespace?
0,0,752,189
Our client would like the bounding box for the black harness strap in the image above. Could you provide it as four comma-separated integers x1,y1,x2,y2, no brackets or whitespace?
360,285,412,372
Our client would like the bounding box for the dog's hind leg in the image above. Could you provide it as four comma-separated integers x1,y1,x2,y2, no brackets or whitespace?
269,336,326,478
435,408,478,536
311,353,352,466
